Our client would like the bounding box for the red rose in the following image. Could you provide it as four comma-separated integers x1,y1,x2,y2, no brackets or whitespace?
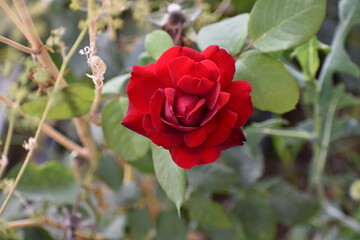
122,45,253,169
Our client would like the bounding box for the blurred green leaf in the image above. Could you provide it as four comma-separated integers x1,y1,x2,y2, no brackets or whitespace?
21,84,95,120
22,227,52,240
235,193,276,240
319,0,360,90
102,73,130,95
245,119,288,155
272,135,305,165
151,143,185,213
187,196,233,229
197,14,249,55
293,37,321,79
8,161,77,204
127,208,153,240
102,215,126,239
267,178,320,226
0,195,23,220
145,30,174,60
200,216,246,240
153,211,186,240
248,0,326,52
138,51,155,65
222,145,264,186
232,0,256,13
331,117,360,141
116,182,141,206
101,97,150,161
334,85,360,109
235,50,299,113
288,226,312,240
128,151,155,174
187,163,237,192
96,154,123,190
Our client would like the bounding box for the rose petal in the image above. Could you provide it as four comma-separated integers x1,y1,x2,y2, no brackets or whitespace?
205,107,238,146
164,88,180,124
200,91,230,126
121,102,147,136
168,57,218,85
184,127,207,147
127,63,162,113
149,89,181,135
177,75,215,96
161,119,198,132
143,114,183,149
202,45,235,89
173,94,199,116
205,81,220,109
201,59,221,80
155,46,204,87
224,81,253,127
219,128,246,150
170,145,221,169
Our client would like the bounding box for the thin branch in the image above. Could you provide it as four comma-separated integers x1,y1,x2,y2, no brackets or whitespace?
7,218,107,240
0,25,89,215
0,35,40,54
12,0,42,48
8,0,64,87
0,106,16,179
0,0,32,40
73,118,98,162
246,128,315,140
313,91,341,195
87,0,105,125
0,94,89,159
7,218,42,228
0,94,13,107
42,124,90,159
4,0,99,163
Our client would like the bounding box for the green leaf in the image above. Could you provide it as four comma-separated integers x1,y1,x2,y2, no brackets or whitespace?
102,73,130,95
145,30,174,60
267,178,320,226
7,161,77,203
128,151,155,174
331,117,360,142
21,84,95,120
197,14,249,55
127,208,153,240
319,0,360,97
293,37,321,79
116,182,141,206
222,145,264,186
151,143,185,212
248,0,326,52
96,154,123,190
138,51,155,65
187,163,237,192
235,50,299,113
245,119,288,156
235,193,276,240
101,97,150,161
102,215,126,239
153,211,187,240
22,227,52,240
187,196,233,229
200,216,247,240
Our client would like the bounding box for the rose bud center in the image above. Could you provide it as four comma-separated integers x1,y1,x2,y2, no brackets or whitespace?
172,95,205,127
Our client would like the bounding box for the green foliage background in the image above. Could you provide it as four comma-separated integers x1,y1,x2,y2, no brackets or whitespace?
0,0,359,239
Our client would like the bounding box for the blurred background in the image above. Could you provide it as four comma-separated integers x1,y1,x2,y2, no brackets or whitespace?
0,0,359,239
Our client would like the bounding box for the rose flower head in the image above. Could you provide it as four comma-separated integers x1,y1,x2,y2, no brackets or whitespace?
122,45,253,169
